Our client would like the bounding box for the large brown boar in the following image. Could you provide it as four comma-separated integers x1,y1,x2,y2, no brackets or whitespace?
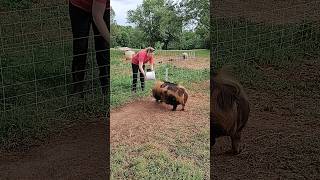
152,81,188,111
211,67,250,154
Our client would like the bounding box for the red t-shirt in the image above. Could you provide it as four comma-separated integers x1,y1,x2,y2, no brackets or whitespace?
132,49,154,65
70,0,110,12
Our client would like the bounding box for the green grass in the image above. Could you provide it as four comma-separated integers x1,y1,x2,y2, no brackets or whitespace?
194,49,210,58
111,128,209,179
111,145,205,179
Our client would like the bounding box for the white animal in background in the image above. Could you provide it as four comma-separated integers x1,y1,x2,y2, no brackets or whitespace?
118,47,131,51
182,52,188,60
125,50,135,61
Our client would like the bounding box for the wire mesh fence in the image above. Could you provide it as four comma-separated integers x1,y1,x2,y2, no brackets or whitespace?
0,3,109,150
210,0,320,178
210,0,320,101
211,0,320,70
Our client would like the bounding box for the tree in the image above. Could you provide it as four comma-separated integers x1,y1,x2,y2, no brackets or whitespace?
127,0,182,49
110,7,116,25
178,0,210,48
178,0,209,30
160,1,183,49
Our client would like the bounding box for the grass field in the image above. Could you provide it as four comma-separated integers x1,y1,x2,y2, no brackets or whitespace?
110,49,210,179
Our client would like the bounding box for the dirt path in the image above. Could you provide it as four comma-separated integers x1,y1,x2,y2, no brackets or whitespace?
0,120,108,179
157,57,210,70
111,89,209,147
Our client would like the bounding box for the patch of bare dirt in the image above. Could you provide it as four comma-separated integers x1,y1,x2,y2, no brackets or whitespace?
0,120,108,179
156,57,210,70
110,89,210,147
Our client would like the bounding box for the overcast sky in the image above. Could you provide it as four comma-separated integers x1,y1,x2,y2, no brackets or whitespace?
111,0,144,26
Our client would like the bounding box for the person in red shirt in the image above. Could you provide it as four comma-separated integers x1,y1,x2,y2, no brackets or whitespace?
69,0,110,96
131,47,155,92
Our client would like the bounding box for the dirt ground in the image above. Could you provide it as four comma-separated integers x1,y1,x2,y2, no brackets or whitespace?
110,83,210,147
115,56,209,77
157,57,210,70
212,58,320,179
0,120,108,179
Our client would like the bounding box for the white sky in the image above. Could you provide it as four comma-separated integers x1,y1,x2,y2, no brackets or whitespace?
111,0,144,26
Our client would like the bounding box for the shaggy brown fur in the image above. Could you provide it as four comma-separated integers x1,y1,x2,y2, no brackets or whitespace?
152,81,188,111
211,67,250,154
152,80,164,102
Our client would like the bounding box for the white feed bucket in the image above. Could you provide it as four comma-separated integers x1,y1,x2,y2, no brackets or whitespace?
146,71,156,80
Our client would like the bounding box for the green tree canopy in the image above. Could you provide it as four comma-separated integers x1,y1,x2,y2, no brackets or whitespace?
127,0,183,49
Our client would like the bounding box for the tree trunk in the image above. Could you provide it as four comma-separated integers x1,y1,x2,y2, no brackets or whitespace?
163,40,169,50
149,40,155,48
